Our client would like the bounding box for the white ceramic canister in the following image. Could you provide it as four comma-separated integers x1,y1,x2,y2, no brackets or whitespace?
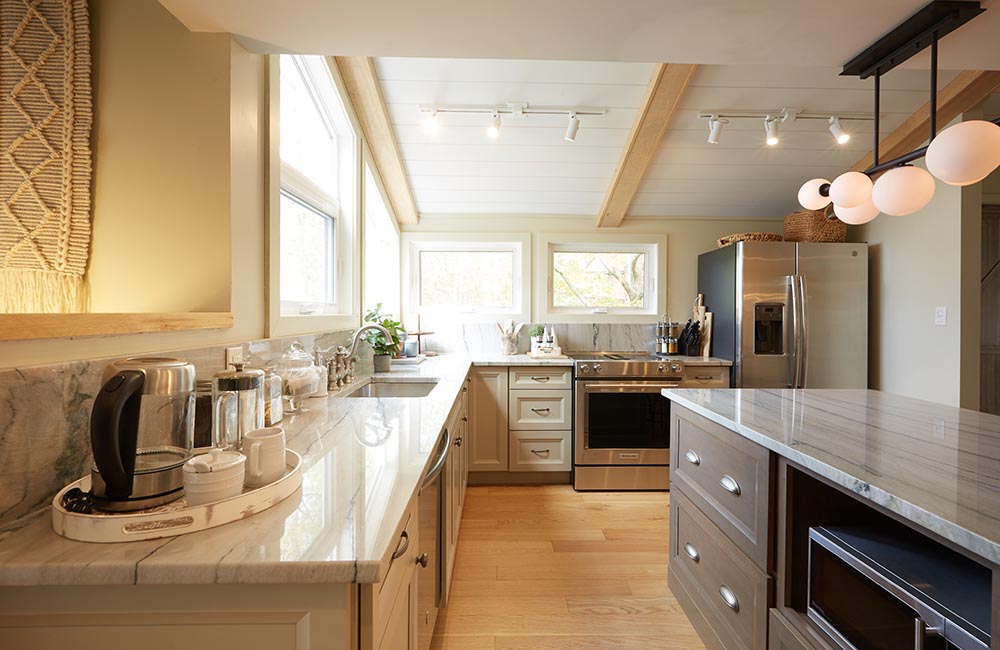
182,450,246,506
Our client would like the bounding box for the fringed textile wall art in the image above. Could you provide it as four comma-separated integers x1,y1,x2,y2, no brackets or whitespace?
0,0,91,313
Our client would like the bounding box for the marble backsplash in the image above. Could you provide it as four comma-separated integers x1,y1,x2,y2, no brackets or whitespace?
0,328,371,529
423,322,657,356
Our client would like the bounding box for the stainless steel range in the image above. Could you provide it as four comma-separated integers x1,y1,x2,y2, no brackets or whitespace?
571,352,683,491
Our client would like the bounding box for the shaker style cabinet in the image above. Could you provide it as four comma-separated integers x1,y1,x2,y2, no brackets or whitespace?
441,378,470,606
468,367,509,472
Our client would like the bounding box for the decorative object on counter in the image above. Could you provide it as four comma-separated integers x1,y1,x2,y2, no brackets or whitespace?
182,450,246,506
275,342,321,413
405,314,436,356
212,362,265,451
527,323,567,358
51,450,303,543
262,368,283,426
403,337,420,357
497,319,523,355
311,346,330,397
528,324,545,352
361,303,405,372
783,208,847,242
716,232,783,248
89,357,196,512
391,354,426,365
243,427,287,488
0,0,93,313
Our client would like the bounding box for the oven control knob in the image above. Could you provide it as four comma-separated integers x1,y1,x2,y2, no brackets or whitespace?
671,363,682,374
658,364,666,373
592,363,603,373
579,364,591,373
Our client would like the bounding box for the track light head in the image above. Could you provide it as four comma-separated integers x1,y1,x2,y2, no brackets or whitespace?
487,112,500,139
564,112,580,142
764,115,780,146
828,116,850,144
423,109,439,134
707,116,727,145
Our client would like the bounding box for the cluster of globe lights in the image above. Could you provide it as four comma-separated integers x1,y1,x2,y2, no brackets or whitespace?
797,120,1000,225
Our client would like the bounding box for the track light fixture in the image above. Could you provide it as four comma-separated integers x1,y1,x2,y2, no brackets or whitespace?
564,112,581,142
828,116,850,144
487,112,500,139
423,109,439,134
764,115,780,146
707,116,727,145
419,103,606,143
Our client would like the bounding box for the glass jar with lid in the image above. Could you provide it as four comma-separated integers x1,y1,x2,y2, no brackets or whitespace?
273,342,321,413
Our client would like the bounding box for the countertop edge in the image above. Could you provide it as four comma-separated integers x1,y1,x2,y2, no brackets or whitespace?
662,389,1000,566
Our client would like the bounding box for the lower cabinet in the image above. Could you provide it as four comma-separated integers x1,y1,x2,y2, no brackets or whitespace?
468,367,509,472
441,379,470,607
508,430,571,471
361,496,420,650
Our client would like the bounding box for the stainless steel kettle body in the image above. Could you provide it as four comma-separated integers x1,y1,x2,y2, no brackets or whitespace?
89,357,196,511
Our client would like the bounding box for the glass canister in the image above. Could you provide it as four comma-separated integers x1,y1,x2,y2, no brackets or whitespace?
212,362,265,451
263,368,284,426
274,342,320,413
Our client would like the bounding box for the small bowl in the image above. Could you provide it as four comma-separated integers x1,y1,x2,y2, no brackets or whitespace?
183,450,246,506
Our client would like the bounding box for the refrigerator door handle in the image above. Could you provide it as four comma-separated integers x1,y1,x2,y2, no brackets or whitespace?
799,275,809,389
786,275,799,389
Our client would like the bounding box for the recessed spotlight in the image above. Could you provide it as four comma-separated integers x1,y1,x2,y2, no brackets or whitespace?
565,112,580,142
764,115,780,146
487,112,501,139
707,117,727,145
423,110,439,134
828,116,850,144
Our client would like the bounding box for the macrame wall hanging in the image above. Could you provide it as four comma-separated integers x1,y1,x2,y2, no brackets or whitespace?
0,0,91,313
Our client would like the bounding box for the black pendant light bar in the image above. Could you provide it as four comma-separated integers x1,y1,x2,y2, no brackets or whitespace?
841,1,983,79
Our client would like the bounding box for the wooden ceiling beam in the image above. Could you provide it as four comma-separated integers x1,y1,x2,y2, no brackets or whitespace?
333,56,419,225
597,63,696,228
851,70,1000,173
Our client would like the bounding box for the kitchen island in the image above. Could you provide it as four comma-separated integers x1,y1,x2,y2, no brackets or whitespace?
661,387,1000,650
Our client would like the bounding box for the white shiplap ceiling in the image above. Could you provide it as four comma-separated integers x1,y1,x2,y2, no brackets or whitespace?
377,58,964,220
377,58,655,216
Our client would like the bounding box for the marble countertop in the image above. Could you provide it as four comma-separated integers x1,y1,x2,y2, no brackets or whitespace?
0,356,473,587
468,354,731,367
662,388,1000,564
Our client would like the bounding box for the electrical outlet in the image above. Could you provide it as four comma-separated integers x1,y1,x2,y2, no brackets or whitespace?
225,346,244,367
932,418,946,439
934,307,947,327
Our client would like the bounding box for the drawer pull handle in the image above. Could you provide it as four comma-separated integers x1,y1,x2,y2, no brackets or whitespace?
720,474,742,496
684,449,701,466
530,407,551,414
530,376,550,382
531,449,550,456
416,553,428,568
683,543,700,562
696,375,715,381
719,585,739,612
391,530,410,560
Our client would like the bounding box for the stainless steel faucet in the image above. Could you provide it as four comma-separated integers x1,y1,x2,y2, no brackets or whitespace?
331,324,393,387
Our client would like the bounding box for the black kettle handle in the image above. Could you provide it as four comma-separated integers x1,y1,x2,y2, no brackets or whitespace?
90,370,145,499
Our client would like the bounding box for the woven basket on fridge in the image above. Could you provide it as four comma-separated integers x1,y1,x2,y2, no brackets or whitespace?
716,232,783,248
783,208,847,242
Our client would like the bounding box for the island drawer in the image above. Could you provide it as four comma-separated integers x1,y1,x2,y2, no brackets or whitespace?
508,367,573,390
508,430,571,471
508,389,571,430
682,365,730,387
670,489,770,650
670,406,772,570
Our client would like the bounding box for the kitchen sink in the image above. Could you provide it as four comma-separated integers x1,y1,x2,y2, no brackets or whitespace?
343,380,438,398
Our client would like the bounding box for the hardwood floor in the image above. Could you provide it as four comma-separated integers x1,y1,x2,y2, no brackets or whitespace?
431,485,705,650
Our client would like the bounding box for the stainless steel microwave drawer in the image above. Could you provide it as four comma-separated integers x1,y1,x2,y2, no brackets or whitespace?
670,489,770,650
670,405,772,570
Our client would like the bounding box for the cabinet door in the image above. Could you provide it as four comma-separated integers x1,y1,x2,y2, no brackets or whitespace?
379,569,416,650
469,367,509,471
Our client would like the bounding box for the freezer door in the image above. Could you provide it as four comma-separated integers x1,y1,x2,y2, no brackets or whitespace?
738,241,797,388
796,242,868,388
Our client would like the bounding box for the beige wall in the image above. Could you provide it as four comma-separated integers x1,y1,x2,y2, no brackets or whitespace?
401,215,781,322
863,159,981,407
87,0,231,313
0,5,269,369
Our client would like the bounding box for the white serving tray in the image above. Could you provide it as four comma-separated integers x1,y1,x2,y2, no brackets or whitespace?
51,450,303,543
391,354,426,365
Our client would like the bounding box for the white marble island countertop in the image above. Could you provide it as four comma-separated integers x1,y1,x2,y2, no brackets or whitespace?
0,356,474,587
662,388,1000,565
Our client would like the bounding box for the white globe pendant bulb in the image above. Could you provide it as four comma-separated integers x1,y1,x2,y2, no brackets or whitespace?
797,178,832,210
925,120,1000,186
829,171,873,209
871,166,936,216
834,199,879,225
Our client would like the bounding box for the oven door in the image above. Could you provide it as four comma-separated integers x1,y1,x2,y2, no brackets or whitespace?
575,380,677,465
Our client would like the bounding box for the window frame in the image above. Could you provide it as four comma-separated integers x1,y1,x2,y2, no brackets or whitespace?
361,146,402,317
267,55,361,337
402,233,531,323
537,234,667,323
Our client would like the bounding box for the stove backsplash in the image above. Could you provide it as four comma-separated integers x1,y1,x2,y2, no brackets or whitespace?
0,329,371,531
423,322,656,356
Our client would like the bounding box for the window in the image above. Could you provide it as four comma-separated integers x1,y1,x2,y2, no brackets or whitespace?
363,163,400,316
274,54,357,322
404,235,530,322
539,235,666,322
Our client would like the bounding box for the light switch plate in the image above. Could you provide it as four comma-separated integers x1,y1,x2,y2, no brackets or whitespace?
225,346,244,367
934,307,947,327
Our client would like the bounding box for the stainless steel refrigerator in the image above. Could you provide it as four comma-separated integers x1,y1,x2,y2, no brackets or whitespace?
697,241,868,389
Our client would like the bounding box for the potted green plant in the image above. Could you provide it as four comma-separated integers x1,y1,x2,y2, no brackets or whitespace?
361,304,405,372
528,324,545,353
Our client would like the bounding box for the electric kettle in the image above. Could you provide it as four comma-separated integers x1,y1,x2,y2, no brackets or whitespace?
89,357,196,511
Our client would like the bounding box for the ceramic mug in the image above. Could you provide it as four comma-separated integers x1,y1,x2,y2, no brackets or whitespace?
244,427,286,488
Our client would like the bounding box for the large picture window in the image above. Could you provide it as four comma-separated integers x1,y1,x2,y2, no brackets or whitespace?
363,162,400,316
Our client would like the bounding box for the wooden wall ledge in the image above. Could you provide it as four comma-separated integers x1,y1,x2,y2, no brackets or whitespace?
0,312,234,340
